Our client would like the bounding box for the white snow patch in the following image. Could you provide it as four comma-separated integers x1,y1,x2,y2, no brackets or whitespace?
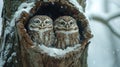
43,0,48,2
109,17,120,34
39,44,81,58
0,0,3,37
11,52,16,56
7,52,16,63
15,60,18,63
69,0,83,13
7,57,12,63
1,44,12,60
0,58,5,67
10,2,35,27
1,27,11,52
1,2,35,53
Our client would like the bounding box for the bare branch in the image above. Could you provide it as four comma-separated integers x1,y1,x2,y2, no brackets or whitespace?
91,15,107,24
108,13,120,21
91,15,120,38
106,23,120,38
111,0,120,8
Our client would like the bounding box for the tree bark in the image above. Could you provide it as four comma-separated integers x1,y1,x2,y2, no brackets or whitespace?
0,0,92,67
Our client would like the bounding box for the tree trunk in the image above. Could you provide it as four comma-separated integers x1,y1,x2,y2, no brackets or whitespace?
0,0,92,67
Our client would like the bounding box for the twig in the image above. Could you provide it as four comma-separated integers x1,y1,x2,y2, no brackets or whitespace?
91,15,120,38
108,13,120,21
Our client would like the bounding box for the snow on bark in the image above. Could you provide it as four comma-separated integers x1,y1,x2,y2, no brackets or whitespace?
69,0,92,41
38,44,81,58
1,25,11,56
10,2,35,27
3,44,12,59
0,58,5,67
1,1,34,49
0,2,35,66
0,0,92,67
7,52,16,63
15,1,89,58
1,2,35,51
69,0,83,13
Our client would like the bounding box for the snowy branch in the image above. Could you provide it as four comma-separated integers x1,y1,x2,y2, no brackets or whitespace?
91,14,120,38
106,23,120,38
108,13,120,21
91,15,107,24
69,0,83,13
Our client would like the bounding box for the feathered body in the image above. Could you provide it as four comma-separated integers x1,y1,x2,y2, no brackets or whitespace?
28,15,54,47
54,16,80,49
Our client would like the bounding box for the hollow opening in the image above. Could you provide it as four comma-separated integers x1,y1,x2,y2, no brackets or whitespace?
26,2,86,42
34,2,79,21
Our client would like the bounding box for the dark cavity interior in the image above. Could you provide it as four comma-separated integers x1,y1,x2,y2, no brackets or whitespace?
27,2,84,41
34,2,77,20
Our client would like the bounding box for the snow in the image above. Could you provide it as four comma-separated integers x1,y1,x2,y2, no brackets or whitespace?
0,0,5,67
1,1,35,52
3,44,12,58
109,17,120,34
0,0,119,67
0,0,3,37
69,0,83,13
1,2,35,51
1,27,11,52
88,21,116,67
0,2,35,67
7,52,16,63
38,44,81,58
10,2,35,27
86,0,120,67
43,0,48,2
0,58,5,67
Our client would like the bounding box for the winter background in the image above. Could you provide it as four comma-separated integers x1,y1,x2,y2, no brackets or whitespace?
0,0,120,67
0,0,3,36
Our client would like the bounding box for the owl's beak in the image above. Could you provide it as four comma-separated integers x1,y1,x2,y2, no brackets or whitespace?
39,24,44,29
66,25,69,30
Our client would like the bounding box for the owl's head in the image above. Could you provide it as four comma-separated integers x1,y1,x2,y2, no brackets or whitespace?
28,15,53,31
54,16,78,31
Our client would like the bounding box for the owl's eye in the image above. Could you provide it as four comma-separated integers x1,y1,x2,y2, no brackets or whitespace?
60,22,65,25
35,20,39,23
70,22,74,25
45,21,51,24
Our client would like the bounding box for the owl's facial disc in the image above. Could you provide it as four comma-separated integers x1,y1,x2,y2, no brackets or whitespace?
65,20,74,30
44,19,52,23
55,20,65,30
39,19,53,29
57,19,77,31
29,24,39,31
28,19,41,30
68,20,77,29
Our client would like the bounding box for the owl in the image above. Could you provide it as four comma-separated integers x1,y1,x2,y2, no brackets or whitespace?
54,16,80,49
28,15,55,47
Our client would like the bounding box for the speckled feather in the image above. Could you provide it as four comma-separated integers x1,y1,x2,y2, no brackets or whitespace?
54,16,80,49
28,15,55,47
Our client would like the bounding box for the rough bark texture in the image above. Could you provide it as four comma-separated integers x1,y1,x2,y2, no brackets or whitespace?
1,0,92,67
